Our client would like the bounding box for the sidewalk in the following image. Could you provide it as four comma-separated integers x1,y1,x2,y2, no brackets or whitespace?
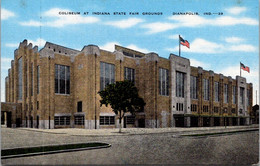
15,124,259,136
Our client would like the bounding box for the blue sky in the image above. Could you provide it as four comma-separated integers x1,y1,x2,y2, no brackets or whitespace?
1,0,259,104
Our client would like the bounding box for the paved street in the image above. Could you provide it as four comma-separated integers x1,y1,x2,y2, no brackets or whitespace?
1,125,259,165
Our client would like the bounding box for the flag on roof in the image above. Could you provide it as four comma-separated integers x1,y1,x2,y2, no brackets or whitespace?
240,62,250,73
179,36,190,48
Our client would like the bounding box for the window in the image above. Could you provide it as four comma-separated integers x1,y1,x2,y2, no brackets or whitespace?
231,108,236,114
54,116,70,125
176,72,184,98
190,76,198,99
37,101,39,110
247,90,250,106
203,105,209,112
100,116,115,125
203,79,210,100
214,82,219,102
176,103,184,111
232,86,236,104
224,84,228,103
124,67,135,83
159,68,169,96
240,87,244,105
123,51,134,57
37,66,40,94
55,64,70,94
100,62,115,91
31,63,33,96
74,115,85,125
18,57,23,100
191,104,197,112
214,107,219,113
126,116,135,125
77,101,82,112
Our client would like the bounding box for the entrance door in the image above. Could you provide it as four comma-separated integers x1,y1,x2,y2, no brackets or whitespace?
37,116,39,128
7,112,12,127
16,118,21,127
123,117,126,128
138,119,145,128
30,116,33,128
1,112,5,125
190,117,198,127
175,117,184,127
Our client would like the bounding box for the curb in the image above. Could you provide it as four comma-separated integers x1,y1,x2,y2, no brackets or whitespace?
70,127,259,137
10,126,259,137
177,128,259,138
2,143,111,159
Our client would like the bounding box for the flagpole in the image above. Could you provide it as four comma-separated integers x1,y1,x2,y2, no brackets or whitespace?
179,35,181,57
240,62,241,77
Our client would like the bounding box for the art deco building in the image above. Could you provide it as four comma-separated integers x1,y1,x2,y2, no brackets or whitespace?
3,39,253,129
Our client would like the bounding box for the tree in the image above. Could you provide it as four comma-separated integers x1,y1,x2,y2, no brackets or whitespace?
98,80,146,133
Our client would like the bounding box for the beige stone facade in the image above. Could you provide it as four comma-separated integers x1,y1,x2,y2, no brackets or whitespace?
4,39,253,129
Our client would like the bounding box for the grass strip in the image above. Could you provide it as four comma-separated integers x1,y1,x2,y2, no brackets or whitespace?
2,142,109,157
182,129,258,137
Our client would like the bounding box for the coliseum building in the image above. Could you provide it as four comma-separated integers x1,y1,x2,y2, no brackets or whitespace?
3,39,253,129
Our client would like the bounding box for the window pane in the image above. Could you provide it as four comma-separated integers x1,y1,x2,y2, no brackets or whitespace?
100,116,104,125
110,116,115,125
66,66,70,94
55,65,59,93
77,101,82,112
100,62,104,91
162,69,165,95
37,66,40,94
100,62,115,90
18,57,23,100
240,87,244,104
60,65,65,94
233,86,236,104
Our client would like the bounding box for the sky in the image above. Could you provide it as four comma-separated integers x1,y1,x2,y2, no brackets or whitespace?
1,0,259,104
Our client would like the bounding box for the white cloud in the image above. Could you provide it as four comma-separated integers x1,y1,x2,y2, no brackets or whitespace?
100,42,150,53
100,42,120,52
126,44,149,53
168,34,180,40
1,57,13,63
1,8,15,20
226,7,247,15
5,43,19,48
27,38,46,48
167,38,224,54
143,14,258,34
5,38,46,48
168,15,258,27
20,20,43,27
1,58,12,70
141,22,177,34
229,44,257,52
166,38,257,54
214,16,258,26
20,8,99,27
189,58,210,68
169,15,209,27
225,37,245,43
105,18,144,28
